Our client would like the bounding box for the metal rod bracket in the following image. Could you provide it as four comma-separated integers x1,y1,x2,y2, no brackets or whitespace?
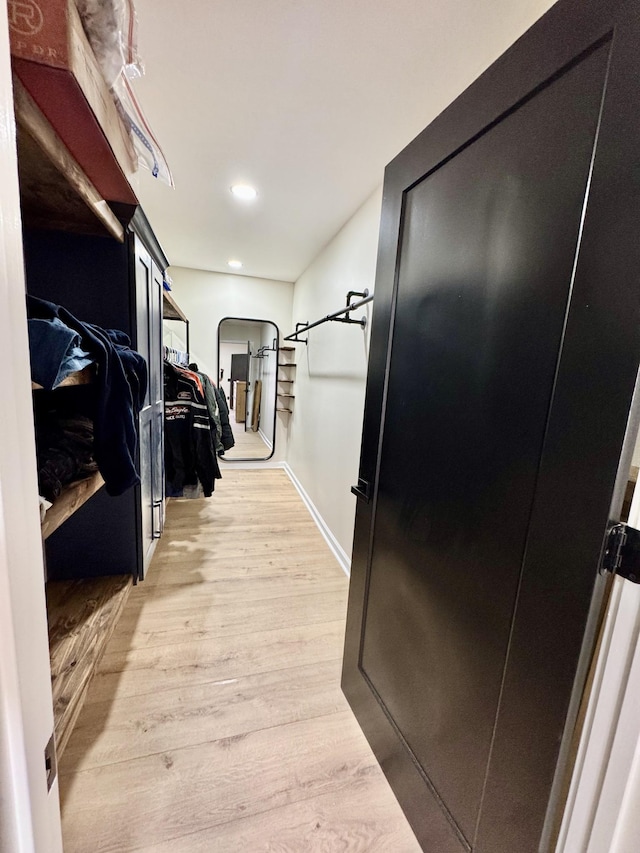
284,290,372,342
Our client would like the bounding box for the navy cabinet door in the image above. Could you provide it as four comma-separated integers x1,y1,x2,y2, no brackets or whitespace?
343,1,640,851
150,259,165,539
134,237,164,577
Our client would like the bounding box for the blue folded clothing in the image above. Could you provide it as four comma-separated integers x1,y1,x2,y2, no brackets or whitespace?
28,295,148,497
28,317,93,389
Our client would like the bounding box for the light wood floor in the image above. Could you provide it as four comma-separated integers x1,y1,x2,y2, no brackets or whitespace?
223,420,272,459
58,468,421,852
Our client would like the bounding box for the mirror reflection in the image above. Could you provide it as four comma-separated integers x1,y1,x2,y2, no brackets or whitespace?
217,318,279,461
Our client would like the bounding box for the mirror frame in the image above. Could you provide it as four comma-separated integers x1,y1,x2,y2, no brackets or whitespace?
217,316,279,462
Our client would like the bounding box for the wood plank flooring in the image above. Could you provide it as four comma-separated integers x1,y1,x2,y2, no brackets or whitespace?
222,420,271,459
58,468,420,852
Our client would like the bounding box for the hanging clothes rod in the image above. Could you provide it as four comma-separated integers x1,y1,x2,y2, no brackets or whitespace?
252,337,278,358
284,289,374,344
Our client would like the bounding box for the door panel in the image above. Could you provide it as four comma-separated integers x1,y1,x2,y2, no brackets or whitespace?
135,243,152,410
150,261,165,538
150,261,164,408
135,238,156,578
152,408,164,537
138,410,154,573
344,2,640,851
360,42,609,845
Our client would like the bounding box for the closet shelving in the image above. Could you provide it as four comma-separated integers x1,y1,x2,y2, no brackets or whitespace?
34,366,106,540
162,289,190,357
31,363,93,391
13,76,131,241
41,472,105,541
277,348,296,413
24,208,168,764
11,7,159,763
11,0,138,239
47,573,132,758
162,289,188,322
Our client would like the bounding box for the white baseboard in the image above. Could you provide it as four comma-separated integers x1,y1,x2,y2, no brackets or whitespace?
258,428,273,451
283,463,351,578
219,460,284,470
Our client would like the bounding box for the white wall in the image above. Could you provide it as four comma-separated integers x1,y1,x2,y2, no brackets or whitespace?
0,6,63,850
631,427,640,468
285,187,383,564
260,324,277,447
168,267,294,464
162,322,188,359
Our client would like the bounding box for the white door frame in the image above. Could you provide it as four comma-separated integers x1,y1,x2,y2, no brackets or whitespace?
558,375,640,853
1,0,638,849
0,5,63,851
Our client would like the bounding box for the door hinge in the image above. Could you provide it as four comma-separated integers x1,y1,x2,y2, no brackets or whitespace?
44,732,57,792
602,523,640,584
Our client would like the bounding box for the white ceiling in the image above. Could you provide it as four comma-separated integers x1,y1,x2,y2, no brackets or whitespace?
133,0,555,283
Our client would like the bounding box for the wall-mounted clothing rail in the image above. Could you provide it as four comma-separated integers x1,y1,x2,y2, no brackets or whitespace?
253,338,278,358
284,290,374,344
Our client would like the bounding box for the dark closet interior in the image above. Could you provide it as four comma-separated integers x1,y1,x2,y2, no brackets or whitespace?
24,215,167,582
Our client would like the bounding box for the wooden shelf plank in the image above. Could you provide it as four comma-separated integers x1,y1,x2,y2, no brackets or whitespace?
163,290,188,322
11,0,137,206
278,363,297,367
42,472,105,541
14,76,125,241
277,379,294,383
279,346,295,351
277,394,295,398
277,408,293,413
32,364,94,391
47,574,133,758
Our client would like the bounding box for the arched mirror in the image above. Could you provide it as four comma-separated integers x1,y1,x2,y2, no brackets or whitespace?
217,317,279,461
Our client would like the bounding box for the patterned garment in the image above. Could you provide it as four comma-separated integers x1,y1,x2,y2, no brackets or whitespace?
164,363,220,497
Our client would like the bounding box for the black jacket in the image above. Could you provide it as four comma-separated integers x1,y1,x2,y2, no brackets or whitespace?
213,385,235,452
27,296,147,496
164,363,220,497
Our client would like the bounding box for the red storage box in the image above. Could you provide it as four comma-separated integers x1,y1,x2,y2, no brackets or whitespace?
8,0,138,205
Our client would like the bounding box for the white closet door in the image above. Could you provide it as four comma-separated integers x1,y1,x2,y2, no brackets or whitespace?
0,6,63,852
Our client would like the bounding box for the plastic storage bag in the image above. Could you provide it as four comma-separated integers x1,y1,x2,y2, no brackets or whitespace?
75,0,173,186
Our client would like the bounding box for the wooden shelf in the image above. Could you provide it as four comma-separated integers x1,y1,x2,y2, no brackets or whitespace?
163,290,188,322
47,573,133,758
32,364,94,391
10,0,144,240
11,0,137,207
277,393,295,398
277,379,294,383
279,346,295,351
277,408,293,413
278,363,297,367
42,472,105,541
14,76,127,241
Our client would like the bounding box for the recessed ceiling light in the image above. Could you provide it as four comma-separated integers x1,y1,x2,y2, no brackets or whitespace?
228,259,243,269
230,184,258,201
